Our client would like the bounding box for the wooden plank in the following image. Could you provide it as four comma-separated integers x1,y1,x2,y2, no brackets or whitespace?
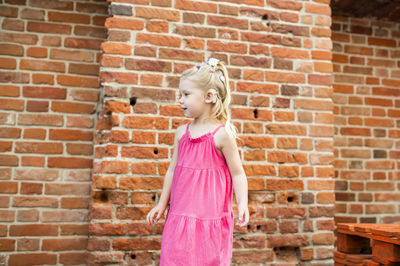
372,239,400,263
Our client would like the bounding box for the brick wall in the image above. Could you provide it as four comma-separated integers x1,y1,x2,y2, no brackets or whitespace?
332,16,400,223
88,0,335,265
0,0,108,265
0,0,339,265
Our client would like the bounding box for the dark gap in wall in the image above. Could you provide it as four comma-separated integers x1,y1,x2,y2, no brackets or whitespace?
130,97,137,106
253,109,258,118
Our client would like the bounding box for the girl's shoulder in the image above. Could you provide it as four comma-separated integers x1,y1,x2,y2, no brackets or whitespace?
213,124,231,150
176,123,188,138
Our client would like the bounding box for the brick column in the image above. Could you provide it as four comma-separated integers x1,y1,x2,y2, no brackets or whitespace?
88,0,335,264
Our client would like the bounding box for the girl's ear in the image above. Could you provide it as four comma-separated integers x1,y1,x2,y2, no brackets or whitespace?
205,89,217,103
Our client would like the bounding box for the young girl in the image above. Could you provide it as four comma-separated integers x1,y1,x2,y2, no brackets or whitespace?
146,57,249,265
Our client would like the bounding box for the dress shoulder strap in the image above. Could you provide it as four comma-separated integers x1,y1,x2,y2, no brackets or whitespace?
211,124,225,136
184,122,190,136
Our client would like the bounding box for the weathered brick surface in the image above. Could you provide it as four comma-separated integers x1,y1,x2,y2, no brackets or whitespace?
88,0,335,265
10,0,400,264
332,16,400,224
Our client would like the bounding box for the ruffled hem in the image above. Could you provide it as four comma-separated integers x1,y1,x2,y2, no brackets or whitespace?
167,211,232,221
160,211,233,266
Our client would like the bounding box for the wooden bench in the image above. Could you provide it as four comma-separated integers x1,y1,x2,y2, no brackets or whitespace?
335,223,400,266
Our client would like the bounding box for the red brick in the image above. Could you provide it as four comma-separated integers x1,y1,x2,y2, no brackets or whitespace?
26,47,47,58
64,37,103,50
21,8,45,20
208,15,248,29
207,40,247,53
8,253,57,265
271,47,309,59
50,48,94,62
57,74,99,88
29,0,73,10
23,86,66,99
305,2,331,15
0,18,21,31
0,6,18,17
119,177,163,190
59,252,88,265
10,224,58,236
159,48,203,61
0,99,24,111
42,238,88,251
15,142,63,154
382,78,400,87
94,161,129,174
110,130,129,143
368,37,396,47
76,2,108,14
100,55,123,67
340,127,371,136
121,146,168,159
265,71,305,83
100,71,139,84
0,128,22,138
66,143,93,156
88,223,126,236
136,33,181,47
20,59,65,72
0,57,17,69
135,7,178,22
0,32,38,45
27,21,71,34
0,84,19,97
0,181,18,193
125,58,172,72
314,62,333,73
236,82,278,94
0,43,23,56
51,101,96,114
241,32,280,44
101,42,132,55
175,0,217,12
365,97,393,107
104,17,144,30
146,20,169,33
49,129,92,141
266,179,304,191
48,11,90,24
42,36,61,46
69,63,99,76
344,45,373,55
295,99,333,110
48,157,92,169
21,156,45,167
268,0,302,10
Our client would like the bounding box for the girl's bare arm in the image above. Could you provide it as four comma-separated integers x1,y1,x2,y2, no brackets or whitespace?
218,129,248,207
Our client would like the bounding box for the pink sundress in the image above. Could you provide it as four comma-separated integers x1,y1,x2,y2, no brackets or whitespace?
160,122,234,266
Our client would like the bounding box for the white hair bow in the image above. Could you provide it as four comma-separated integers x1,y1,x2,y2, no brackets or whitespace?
207,58,219,69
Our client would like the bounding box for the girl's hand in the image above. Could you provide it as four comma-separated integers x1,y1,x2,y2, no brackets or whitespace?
146,204,166,225
235,203,249,227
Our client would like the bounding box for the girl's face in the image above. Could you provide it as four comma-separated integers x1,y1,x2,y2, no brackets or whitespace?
178,78,208,118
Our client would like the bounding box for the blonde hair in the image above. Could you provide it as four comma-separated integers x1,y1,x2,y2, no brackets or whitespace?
180,58,239,140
